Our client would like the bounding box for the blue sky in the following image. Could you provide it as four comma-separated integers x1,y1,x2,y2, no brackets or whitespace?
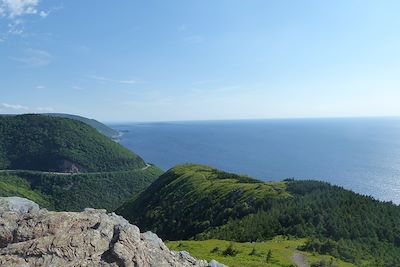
1,0,400,122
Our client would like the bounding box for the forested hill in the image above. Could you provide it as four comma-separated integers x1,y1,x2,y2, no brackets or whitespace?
44,113,119,138
0,114,145,172
0,167,162,211
0,114,162,211
117,164,400,266
117,164,290,239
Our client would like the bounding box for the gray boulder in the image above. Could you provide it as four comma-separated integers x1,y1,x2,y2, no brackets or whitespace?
0,197,226,267
0,197,39,213
208,259,228,267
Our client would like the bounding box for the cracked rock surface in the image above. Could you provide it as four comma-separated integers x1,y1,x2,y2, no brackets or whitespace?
0,197,219,267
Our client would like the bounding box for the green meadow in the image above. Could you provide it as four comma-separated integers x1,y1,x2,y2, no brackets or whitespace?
167,237,356,267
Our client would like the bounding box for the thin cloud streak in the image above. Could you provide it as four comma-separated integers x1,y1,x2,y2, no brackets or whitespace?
0,102,54,113
72,85,83,90
11,48,53,67
183,35,205,44
1,103,28,110
88,75,142,85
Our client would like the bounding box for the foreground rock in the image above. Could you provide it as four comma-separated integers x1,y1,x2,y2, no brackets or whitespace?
0,197,222,267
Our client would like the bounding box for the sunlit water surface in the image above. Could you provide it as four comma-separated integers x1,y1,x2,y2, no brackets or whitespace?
111,118,400,204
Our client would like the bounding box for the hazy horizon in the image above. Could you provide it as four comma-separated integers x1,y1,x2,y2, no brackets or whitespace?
105,115,400,124
2,112,400,124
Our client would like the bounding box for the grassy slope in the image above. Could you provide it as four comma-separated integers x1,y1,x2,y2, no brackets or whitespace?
0,114,145,172
167,237,355,267
117,164,290,240
0,165,162,211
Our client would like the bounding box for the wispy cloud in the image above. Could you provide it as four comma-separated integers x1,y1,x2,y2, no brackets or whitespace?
35,85,45,89
7,18,24,35
183,35,205,44
0,103,28,110
0,0,40,18
119,79,138,85
11,48,52,67
72,85,83,90
39,10,47,17
0,0,52,37
0,102,53,112
88,75,107,81
88,75,142,85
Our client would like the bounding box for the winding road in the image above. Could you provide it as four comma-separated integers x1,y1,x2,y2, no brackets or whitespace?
0,163,152,176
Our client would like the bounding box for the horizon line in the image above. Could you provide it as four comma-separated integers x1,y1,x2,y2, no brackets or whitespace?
1,112,400,124
104,115,400,125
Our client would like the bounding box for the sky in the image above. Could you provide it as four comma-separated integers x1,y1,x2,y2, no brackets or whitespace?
1,0,400,122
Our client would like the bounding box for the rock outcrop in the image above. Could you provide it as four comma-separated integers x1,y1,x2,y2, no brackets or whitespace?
0,197,222,267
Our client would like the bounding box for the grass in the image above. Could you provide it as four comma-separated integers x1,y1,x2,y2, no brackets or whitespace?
166,237,356,267
168,164,290,201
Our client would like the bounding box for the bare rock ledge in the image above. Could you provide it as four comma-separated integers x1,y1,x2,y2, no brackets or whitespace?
0,197,226,267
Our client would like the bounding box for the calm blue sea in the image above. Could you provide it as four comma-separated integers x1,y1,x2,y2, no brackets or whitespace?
111,117,400,204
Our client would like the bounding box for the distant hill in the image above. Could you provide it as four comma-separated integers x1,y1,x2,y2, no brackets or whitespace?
44,113,119,138
117,164,400,266
0,114,162,211
0,114,145,172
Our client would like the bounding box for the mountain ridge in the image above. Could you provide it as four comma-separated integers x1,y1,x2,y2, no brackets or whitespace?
44,113,120,138
0,114,145,172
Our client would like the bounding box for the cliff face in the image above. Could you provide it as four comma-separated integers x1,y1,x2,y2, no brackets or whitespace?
0,197,223,267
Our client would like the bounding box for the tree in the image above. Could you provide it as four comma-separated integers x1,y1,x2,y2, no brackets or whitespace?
266,249,272,263
222,243,238,256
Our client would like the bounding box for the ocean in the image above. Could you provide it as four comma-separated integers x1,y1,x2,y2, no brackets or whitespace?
111,117,400,204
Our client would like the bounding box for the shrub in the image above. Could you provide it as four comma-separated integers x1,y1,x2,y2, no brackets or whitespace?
249,246,258,256
222,243,238,256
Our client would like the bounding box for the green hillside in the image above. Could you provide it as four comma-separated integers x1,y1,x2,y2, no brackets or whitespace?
117,164,290,240
117,164,400,266
0,166,162,211
0,114,162,211
44,113,119,138
0,114,145,172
